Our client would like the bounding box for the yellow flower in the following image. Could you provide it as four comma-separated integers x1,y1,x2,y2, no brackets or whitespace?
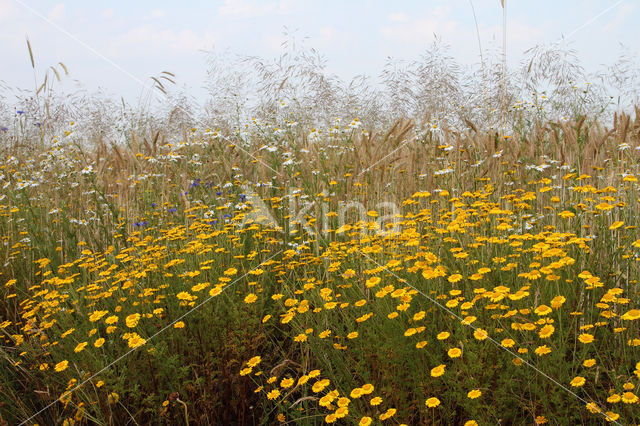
578,333,594,344
174,321,185,329
359,417,372,426
412,311,426,321
55,360,69,372
319,330,331,339
61,328,75,338
125,313,140,328
604,412,620,422
350,388,364,398
337,397,350,407
89,310,109,322
280,377,294,388
425,397,440,408
379,408,396,420
467,389,482,399
430,364,446,377
347,331,359,339
247,356,261,367
448,348,462,358
308,369,320,378
325,414,337,423
105,315,119,325
108,392,119,404
370,396,382,406
74,342,88,353
473,329,488,340
365,277,381,287
607,393,622,404
621,309,640,320
312,379,330,393
209,286,223,297
318,394,334,407
448,274,462,283
583,359,596,367
585,401,601,413
558,210,575,218
267,389,280,400
361,383,374,394
607,394,621,403
335,406,349,418
342,269,356,279
501,338,515,348
437,331,450,340
244,293,258,304
621,392,639,404
127,333,146,348
609,221,624,230
534,305,552,316
538,324,555,339
224,267,238,276
464,421,478,426
550,295,566,309
535,345,551,356
570,376,586,387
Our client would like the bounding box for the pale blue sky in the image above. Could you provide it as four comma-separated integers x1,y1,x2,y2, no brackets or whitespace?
0,0,637,104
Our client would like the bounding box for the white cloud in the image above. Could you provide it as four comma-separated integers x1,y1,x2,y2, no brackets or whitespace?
482,19,548,46
388,12,407,23
318,27,338,43
111,25,217,55
602,3,636,33
218,0,277,19
0,0,14,22
381,17,462,43
264,33,286,52
47,3,65,22
101,8,114,19
381,4,460,42
152,9,166,18
144,9,166,20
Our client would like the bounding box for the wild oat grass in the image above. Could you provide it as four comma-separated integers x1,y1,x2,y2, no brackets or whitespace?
2,40,640,425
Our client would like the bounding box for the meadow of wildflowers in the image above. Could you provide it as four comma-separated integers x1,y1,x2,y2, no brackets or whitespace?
2,40,640,425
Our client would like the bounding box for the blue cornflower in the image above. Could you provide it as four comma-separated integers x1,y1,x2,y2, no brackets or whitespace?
0,127,8,131
239,194,247,202
168,207,177,213
16,110,24,115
